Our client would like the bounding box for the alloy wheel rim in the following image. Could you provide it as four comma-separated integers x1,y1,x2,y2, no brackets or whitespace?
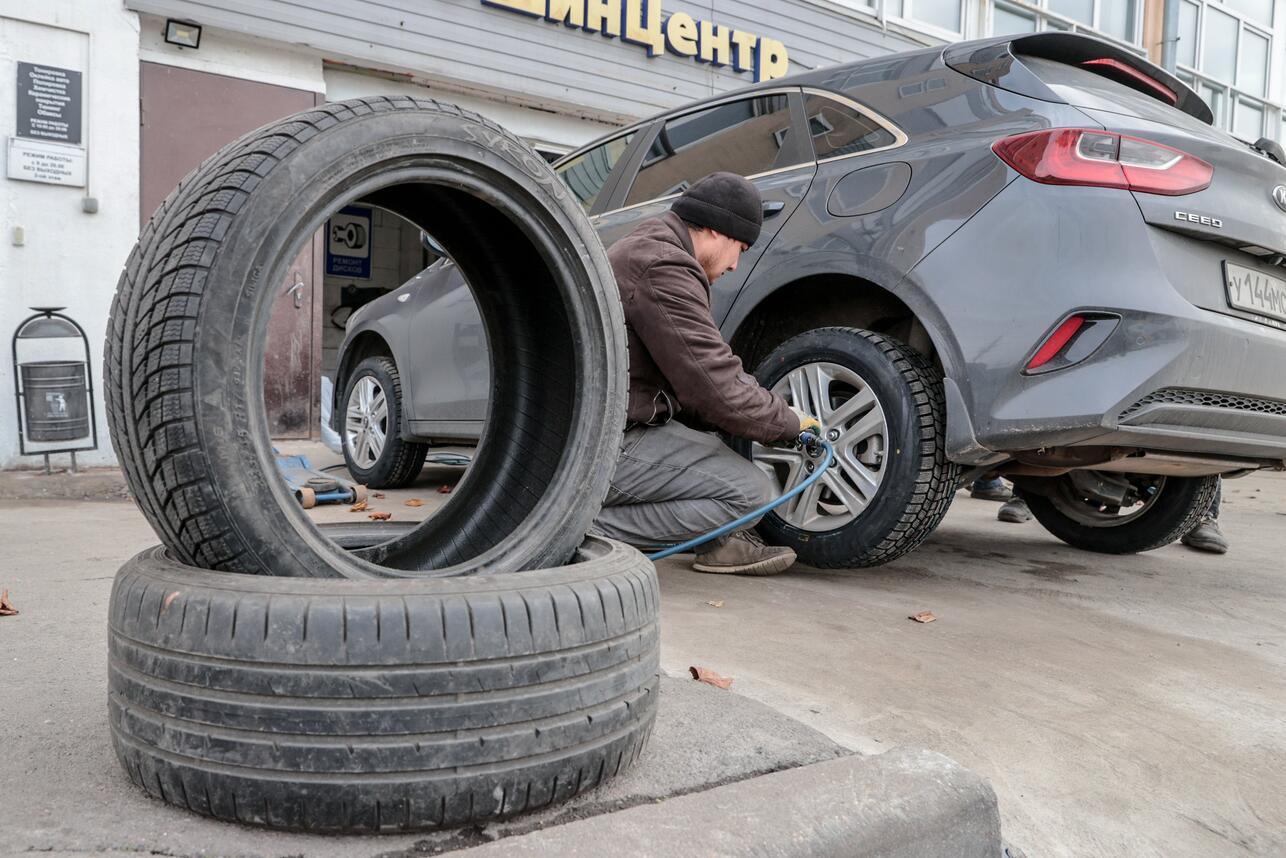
752,361,888,532
345,375,388,469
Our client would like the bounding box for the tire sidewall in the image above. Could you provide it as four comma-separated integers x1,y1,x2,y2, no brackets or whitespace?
738,328,930,560
340,356,406,485
180,103,624,578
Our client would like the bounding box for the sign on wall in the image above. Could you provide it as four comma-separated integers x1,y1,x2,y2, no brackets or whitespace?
482,0,790,82
16,62,83,145
7,137,86,186
326,206,373,279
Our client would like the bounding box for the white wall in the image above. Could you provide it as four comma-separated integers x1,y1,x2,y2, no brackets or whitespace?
0,2,142,468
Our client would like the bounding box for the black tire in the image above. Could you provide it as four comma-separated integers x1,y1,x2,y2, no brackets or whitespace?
108,530,660,833
340,356,427,489
104,96,627,579
735,327,959,568
1023,473,1219,554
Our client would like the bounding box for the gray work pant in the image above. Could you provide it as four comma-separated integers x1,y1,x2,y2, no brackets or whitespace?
592,421,777,550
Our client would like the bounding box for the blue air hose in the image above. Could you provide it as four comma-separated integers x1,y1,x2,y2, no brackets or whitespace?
647,435,834,561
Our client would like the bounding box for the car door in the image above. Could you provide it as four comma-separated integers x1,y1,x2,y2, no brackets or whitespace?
403,129,644,437
592,89,816,324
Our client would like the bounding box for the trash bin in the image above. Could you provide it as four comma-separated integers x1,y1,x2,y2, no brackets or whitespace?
11,308,98,470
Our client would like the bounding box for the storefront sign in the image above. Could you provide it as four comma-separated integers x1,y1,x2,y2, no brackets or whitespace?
7,137,86,186
482,0,789,82
16,62,83,145
326,206,373,279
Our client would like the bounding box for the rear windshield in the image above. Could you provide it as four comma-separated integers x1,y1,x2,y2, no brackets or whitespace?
1019,55,1217,138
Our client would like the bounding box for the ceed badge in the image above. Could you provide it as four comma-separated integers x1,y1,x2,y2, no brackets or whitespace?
1174,211,1222,228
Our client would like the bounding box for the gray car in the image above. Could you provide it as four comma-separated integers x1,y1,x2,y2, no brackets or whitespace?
336,32,1286,566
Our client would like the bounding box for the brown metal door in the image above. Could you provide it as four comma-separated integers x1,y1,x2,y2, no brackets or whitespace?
139,62,322,438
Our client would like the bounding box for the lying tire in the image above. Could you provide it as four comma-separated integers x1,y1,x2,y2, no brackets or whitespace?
340,356,428,489
1022,473,1218,554
735,327,959,567
108,530,659,833
104,97,627,578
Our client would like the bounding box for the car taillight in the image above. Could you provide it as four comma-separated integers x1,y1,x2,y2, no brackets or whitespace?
992,129,1213,196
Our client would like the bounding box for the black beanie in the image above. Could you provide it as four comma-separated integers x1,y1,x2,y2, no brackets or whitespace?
671,172,763,246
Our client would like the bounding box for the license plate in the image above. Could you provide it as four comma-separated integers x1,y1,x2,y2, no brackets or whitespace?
1224,261,1286,326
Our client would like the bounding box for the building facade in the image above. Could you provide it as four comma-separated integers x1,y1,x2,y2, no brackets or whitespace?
0,0,1281,467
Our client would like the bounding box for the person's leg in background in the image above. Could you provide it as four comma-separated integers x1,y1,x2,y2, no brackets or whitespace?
969,477,1012,502
1182,478,1228,554
593,421,797,575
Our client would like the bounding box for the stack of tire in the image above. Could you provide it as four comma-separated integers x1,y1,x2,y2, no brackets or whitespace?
104,98,659,832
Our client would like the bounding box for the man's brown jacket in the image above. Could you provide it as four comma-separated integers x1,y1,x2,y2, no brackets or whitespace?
607,211,797,444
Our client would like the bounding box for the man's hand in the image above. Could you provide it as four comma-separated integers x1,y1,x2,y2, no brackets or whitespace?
789,406,822,437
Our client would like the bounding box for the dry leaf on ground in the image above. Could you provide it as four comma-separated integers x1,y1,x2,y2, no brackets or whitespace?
349,500,368,512
369,511,393,521
909,611,937,624
404,499,424,507
706,600,724,608
0,589,19,617
689,665,733,689
438,485,452,494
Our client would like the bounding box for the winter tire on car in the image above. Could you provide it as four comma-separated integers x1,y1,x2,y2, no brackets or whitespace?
108,528,660,833
1021,472,1220,554
341,356,427,489
104,97,627,578
735,327,959,567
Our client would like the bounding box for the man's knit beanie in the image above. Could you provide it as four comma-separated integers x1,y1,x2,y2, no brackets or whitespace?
671,172,762,246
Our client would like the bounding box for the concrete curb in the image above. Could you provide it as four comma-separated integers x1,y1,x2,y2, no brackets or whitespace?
458,747,1002,857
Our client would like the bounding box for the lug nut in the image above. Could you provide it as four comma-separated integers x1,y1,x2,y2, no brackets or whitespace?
805,462,814,473
827,429,840,441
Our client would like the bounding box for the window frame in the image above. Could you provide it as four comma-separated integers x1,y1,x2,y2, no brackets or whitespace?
1173,0,1279,140
609,87,814,212
989,0,1144,47
799,87,910,163
552,128,645,216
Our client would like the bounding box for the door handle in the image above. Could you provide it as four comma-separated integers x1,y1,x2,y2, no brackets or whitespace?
286,274,305,309
762,201,786,218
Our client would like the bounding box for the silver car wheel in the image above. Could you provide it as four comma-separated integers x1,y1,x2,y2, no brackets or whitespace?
345,375,389,469
752,361,888,532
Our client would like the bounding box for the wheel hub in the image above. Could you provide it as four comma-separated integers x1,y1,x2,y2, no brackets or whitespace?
345,376,388,469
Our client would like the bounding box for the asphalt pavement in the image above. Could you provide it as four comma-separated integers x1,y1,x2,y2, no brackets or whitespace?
1,467,1283,856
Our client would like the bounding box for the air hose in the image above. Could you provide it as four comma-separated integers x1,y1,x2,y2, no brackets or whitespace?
647,433,834,561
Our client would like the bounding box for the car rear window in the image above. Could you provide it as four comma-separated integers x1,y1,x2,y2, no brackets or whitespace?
1018,55,1214,137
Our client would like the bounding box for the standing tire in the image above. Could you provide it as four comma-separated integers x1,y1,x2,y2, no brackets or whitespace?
1022,473,1218,554
341,356,427,489
735,327,959,568
108,530,660,833
104,97,627,578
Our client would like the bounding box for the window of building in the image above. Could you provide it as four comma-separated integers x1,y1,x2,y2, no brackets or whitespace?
802,94,898,159
989,0,1139,43
556,132,636,213
624,95,799,206
1173,0,1277,141
832,0,965,36
994,3,1038,32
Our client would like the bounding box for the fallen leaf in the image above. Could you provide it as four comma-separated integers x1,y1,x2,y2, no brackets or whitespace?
369,511,393,521
404,498,424,507
0,589,18,617
162,591,181,611
438,485,452,494
705,600,724,608
349,500,368,512
689,665,733,689
373,492,386,499
909,611,937,624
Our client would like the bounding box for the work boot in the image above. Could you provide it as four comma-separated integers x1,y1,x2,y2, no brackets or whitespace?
691,530,796,576
997,496,1032,523
970,478,1012,502
1181,517,1228,554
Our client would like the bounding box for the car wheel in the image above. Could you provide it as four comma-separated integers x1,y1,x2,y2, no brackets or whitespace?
108,527,659,833
341,356,427,489
735,327,959,567
1021,472,1219,554
104,96,627,578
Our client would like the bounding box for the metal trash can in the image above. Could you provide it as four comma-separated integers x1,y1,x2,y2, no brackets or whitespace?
20,361,90,442
11,308,98,472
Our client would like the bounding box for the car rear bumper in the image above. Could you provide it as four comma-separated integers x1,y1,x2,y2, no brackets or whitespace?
907,180,1286,466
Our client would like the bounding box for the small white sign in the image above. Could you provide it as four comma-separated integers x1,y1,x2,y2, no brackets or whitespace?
7,136,86,186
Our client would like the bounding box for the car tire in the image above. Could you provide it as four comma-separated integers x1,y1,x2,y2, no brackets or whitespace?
735,327,959,567
104,96,627,578
1022,473,1219,554
340,356,427,489
108,528,660,833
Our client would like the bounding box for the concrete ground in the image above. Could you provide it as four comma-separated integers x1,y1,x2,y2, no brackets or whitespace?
1,462,1283,856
